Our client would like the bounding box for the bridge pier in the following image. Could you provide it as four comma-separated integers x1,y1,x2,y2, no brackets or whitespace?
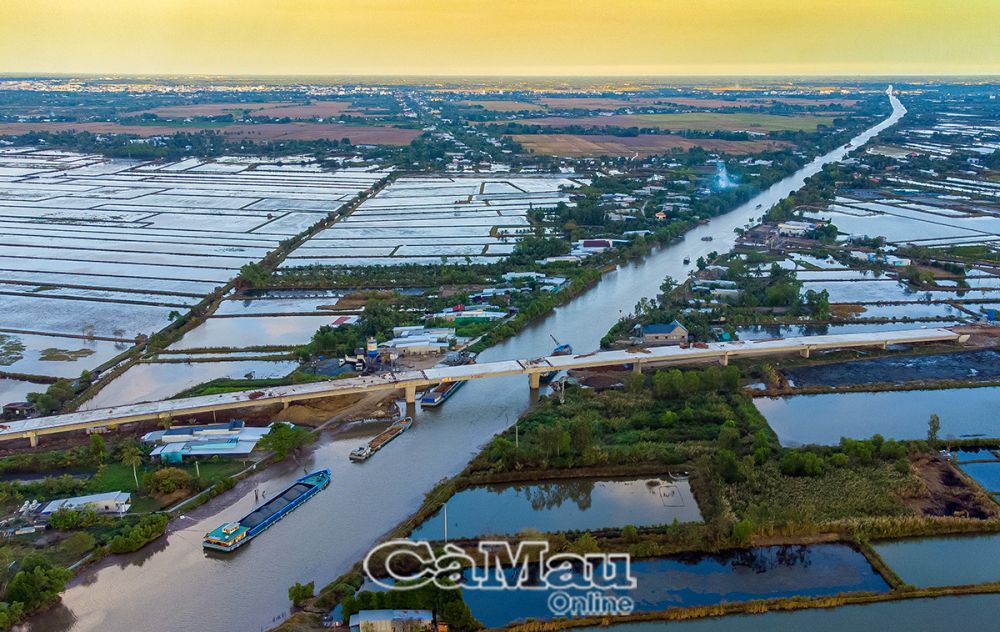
800,347,811,358
720,353,729,367
632,362,642,374
404,384,417,405
27,433,38,448
529,372,541,390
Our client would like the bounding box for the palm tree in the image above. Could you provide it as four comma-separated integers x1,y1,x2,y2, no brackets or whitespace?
119,443,144,491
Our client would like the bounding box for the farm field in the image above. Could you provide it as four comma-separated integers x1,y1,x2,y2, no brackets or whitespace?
252,101,357,118
0,147,386,403
458,100,545,112
512,133,790,157
281,175,584,267
132,102,292,118
0,121,421,144
538,96,858,110
501,112,835,132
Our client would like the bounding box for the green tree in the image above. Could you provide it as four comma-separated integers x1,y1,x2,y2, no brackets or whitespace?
536,425,570,459
732,518,755,546
89,434,107,464
118,442,145,490
716,449,743,483
258,424,314,460
5,555,71,611
928,414,941,447
568,532,599,554
288,581,314,607
623,372,645,394
239,262,271,288
145,467,193,495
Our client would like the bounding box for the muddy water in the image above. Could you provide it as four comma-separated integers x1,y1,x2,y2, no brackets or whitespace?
786,349,1000,387
29,92,907,632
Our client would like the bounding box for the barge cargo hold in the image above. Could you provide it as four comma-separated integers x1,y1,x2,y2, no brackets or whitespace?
349,417,412,462
421,352,476,408
202,469,331,552
420,379,466,407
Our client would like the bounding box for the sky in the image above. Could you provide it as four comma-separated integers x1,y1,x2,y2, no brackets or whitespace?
0,0,998,77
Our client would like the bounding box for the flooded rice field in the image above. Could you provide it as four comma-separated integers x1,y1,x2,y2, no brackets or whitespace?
874,534,1000,588
0,332,126,378
170,314,355,349
785,350,1000,387
806,190,1000,245
850,302,963,319
0,149,386,407
461,544,888,627
756,387,1000,446
410,476,701,540
279,175,585,267
0,378,42,404
78,359,299,409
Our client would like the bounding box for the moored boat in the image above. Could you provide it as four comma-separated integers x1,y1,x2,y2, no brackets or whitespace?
541,335,573,383
421,352,476,407
349,417,413,462
203,469,331,553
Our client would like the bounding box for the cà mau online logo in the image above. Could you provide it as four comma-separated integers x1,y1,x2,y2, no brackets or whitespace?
363,539,638,617
363,539,636,591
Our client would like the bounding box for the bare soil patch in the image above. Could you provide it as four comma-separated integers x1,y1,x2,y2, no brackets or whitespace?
906,455,997,519
512,133,790,157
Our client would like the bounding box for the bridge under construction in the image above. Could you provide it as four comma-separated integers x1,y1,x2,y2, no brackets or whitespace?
0,327,966,446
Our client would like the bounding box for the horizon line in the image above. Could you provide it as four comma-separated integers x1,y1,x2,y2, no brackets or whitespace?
1,72,999,80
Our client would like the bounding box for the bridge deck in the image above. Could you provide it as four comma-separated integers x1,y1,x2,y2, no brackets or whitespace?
0,328,962,442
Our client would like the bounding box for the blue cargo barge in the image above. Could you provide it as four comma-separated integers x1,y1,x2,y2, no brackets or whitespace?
203,469,331,552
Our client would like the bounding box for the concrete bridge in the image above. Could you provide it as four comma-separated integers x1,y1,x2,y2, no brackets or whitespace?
0,328,965,445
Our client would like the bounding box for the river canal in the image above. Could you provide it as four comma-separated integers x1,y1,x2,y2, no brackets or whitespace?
29,91,907,632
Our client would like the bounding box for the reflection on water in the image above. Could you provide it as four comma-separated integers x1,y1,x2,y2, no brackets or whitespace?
874,534,1000,588
461,544,887,627
756,387,1000,446
79,360,299,409
411,477,701,540
172,315,341,349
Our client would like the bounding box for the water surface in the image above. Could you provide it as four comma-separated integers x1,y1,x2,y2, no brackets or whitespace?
756,387,1000,446
461,544,887,627
874,534,1000,587
411,477,701,540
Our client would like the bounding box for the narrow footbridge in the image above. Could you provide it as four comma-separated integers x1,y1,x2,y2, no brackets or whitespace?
0,328,965,445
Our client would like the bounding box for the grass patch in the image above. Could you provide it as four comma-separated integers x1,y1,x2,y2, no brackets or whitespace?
39,348,96,362
86,461,245,510
0,334,26,366
724,461,919,525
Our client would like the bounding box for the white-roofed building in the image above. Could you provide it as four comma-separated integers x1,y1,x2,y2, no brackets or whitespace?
41,491,131,516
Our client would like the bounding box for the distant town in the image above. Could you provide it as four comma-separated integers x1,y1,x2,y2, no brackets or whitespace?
0,73,998,632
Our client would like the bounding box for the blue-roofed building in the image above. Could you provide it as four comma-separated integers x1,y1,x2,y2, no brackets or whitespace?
143,422,273,463
634,320,689,346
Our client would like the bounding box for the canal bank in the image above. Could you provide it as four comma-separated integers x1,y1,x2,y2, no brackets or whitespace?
28,92,908,632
